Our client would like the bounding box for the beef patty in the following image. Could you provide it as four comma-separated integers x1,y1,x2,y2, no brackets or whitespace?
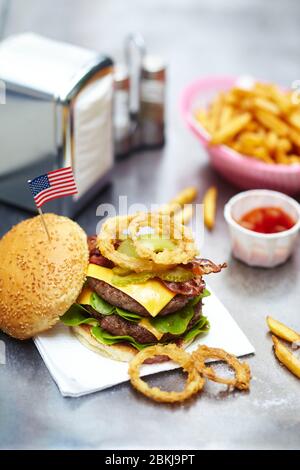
87,277,190,317
86,300,202,344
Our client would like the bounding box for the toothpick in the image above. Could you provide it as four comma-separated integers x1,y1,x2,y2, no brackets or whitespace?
37,207,51,241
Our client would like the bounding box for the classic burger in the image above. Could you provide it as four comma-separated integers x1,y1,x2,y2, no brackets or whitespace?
0,212,225,363
60,212,226,361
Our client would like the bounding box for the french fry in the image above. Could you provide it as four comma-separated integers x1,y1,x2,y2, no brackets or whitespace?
159,202,181,215
254,83,291,114
287,155,300,164
268,86,292,114
160,187,198,216
194,81,300,165
278,138,292,153
288,110,300,131
168,186,198,207
272,335,300,379
288,127,300,147
255,110,289,136
219,105,234,127
174,205,194,225
231,87,254,99
245,120,259,132
266,316,300,343
210,113,251,145
203,186,217,230
274,149,289,164
239,98,253,111
195,109,209,131
266,131,278,152
253,97,280,115
238,131,265,147
208,94,223,132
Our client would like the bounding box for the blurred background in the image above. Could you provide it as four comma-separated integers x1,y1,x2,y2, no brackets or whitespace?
2,0,299,132
2,0,299,81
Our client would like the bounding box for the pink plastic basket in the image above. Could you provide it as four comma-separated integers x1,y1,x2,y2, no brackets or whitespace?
180,76,300,195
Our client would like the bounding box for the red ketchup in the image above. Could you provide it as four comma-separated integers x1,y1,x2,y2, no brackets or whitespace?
238,207,295,234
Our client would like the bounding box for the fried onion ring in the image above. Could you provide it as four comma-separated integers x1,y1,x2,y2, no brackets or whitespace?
128,344,205,403
191,345,251,390
129,212,198,265
98,214,172,273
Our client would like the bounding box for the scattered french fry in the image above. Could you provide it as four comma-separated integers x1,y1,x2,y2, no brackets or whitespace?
266,316,300,343
159,187,197,220
159,202,182,216
272,335,300,379
203,186,217,230
169,186,198,207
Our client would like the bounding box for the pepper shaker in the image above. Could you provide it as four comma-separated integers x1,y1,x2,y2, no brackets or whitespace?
140,55,166,148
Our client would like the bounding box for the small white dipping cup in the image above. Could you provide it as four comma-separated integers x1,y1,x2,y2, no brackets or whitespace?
224,190,300,268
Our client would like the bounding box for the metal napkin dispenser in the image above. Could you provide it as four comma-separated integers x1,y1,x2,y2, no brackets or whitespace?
0,33,114,215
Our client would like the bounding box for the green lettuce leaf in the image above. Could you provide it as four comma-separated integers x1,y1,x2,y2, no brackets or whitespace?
60,304,99,326
115,307,142,322
90,292,143,322
149,291,210,336
90,292,115,315
183,316,210,343
150,303,194,335
91,325,154,351
190,288,211,306
200,288,211,299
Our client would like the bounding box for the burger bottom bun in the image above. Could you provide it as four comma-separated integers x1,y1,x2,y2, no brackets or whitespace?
72,324,194,363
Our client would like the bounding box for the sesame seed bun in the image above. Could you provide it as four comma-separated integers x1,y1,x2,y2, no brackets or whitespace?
0,213,89,339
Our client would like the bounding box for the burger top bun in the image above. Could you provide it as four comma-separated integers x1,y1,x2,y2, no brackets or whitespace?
0,213,89,339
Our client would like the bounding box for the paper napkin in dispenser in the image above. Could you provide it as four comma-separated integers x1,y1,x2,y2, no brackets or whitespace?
0,33,114,215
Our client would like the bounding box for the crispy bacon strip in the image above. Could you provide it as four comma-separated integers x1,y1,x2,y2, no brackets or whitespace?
163,277,206,296
88,235,114,268
187,258,227,276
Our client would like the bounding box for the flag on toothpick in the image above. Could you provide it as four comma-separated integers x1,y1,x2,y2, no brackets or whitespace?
28,167,78,241
28,166,78,208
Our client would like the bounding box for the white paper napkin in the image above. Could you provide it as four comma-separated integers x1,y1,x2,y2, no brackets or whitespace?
34,286,255,397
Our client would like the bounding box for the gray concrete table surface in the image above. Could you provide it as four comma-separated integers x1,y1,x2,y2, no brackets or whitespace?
0,0,299,450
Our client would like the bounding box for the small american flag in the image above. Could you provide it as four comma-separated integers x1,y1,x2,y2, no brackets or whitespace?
28,167,78,208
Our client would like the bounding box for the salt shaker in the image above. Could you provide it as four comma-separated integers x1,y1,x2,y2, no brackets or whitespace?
140,55,166,148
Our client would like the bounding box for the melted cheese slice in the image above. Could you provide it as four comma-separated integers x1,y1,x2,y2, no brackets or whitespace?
139,318,163,341
84,264,175,317
77,285,164,340
77,286,94,305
